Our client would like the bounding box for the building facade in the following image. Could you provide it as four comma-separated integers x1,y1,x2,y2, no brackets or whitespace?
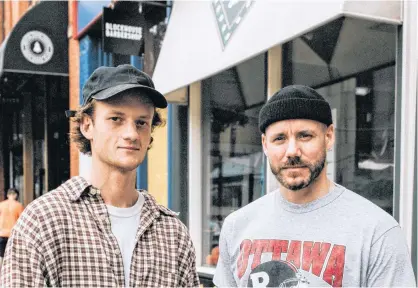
0,1,69,206
1,1,416,285
153,0,418,283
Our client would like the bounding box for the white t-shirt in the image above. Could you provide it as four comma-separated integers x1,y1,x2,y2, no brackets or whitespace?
106,192,145,287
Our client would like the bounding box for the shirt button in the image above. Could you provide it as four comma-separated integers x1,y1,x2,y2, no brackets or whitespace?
114,249,121,255
90,189,96,196
100,215,107,221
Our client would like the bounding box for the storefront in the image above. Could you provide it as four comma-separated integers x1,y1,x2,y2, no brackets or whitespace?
0,1,69,205
153,0,417,283
75,1,170,204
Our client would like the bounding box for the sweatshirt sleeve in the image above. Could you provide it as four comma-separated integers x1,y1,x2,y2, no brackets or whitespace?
213,216,237,287
366,225,416,287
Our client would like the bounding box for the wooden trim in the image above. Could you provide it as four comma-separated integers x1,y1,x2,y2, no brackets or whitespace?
165,87,188,105
4,1,11,36
268,45,282,97
71,0,78,40
69,14,80,177
188,81,203,266
266,45,282,193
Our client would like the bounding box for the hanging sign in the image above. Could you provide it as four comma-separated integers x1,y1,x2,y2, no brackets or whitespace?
102,7,144,56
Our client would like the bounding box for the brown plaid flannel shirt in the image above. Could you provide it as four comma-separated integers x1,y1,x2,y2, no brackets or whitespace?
0,176,199,287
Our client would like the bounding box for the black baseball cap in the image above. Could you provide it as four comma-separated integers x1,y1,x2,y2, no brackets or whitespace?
66,64,167,118
83,64,167,107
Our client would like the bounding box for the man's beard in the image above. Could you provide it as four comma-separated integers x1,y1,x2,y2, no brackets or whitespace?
270,151,326,191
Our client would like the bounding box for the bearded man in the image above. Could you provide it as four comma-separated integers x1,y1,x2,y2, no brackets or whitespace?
213,85,416,288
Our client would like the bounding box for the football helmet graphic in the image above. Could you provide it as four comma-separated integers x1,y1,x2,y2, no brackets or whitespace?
248,260,309,288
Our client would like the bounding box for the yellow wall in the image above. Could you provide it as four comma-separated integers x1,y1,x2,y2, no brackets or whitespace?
147,108,168,206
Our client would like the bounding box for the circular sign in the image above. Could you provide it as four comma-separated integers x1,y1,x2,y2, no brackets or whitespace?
20,31,54,65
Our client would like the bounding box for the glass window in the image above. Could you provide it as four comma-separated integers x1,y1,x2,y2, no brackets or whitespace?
283,17,397,215
201,53,267,267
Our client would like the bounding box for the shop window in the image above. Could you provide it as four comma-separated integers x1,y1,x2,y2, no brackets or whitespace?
283,17,396,215
201,53,267,267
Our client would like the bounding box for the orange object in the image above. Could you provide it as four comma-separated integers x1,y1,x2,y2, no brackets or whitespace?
206,254,213,265
0,199,24,238
211,247,219,264
212,246,219,256
205,246,220,266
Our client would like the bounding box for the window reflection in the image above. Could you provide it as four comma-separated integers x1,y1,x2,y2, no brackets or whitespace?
285,17,396,215
202,54,267,267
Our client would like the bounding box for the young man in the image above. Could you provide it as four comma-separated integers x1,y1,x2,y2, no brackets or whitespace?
213,85,416,287
0,65,199,287
0,188,24,268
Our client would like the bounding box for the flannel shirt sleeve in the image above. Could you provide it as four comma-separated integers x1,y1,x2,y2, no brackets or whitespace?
0,206,46,287
177,223,200,287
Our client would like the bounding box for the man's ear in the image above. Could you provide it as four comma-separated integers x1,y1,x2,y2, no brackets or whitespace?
261,133,268,157
325,124,335,151
147,136,154,150
80,115,94,140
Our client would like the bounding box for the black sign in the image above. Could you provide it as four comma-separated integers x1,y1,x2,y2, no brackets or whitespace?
102,7,144,56
1,1,68,76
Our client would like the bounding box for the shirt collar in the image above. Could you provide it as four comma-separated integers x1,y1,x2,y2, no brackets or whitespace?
62,176,91,202
142,192,180,218
62,176,179,217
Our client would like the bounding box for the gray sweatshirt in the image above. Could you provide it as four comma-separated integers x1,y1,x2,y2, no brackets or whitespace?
213,184,416,287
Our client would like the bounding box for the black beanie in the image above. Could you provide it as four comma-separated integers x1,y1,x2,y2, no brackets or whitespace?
259,85,333,133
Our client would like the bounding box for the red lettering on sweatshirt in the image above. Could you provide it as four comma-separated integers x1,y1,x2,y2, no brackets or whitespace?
235,239,346,286
302,241,331,276
285,240,302,268
250,240,270,270
323,245,346,287
237,239,252,279
269,240,289,261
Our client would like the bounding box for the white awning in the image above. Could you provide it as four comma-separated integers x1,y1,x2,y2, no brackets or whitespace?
153,0,401,96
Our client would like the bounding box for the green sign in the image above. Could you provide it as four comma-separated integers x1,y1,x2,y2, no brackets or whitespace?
212,0,254,48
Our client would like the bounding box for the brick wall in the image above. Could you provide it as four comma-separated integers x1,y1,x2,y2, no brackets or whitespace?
68,0,80,177
3,1,30,37
3,1,12,37
0,1,42,43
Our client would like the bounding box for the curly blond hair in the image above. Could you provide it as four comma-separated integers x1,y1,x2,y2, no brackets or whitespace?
69,99,165,155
